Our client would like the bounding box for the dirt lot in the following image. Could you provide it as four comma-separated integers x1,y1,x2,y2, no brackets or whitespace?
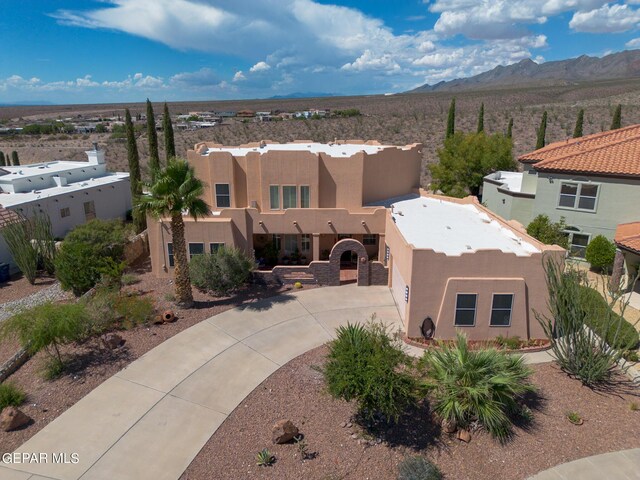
181,346,640,480
2,79,640,187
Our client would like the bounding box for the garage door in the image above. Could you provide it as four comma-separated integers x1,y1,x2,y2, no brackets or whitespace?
391,262,407,321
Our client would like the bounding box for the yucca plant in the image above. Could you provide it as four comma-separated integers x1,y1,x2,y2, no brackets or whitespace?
256,448,275,467
421,333,535,441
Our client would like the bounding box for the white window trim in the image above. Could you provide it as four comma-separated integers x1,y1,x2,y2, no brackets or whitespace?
269,185,280,210
214,183,231,208
564,231,591,258
454,293,477,327
489,293,514,327
556,181,600,213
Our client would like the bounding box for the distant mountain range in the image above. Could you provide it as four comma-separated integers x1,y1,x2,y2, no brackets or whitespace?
268,92,339,99
0,101,55,106
409,49,640,93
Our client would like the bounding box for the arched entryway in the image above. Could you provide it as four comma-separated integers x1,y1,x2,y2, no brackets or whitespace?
328,239,370,286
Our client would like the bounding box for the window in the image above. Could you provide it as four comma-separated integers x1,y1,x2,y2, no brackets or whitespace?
284,234,298,253
210,242,224,254
363,234,377,246
300,186,310,208
282,186,297,209
558,182,599,211
269,185,280,210
167,243,174,267
454,294,477,326
83,200,96,221
569,232,590,258
60,207,70,218
338,234,351,240
215,184,231,208
301,234,311,252
490,294,513,327
188,243,204,259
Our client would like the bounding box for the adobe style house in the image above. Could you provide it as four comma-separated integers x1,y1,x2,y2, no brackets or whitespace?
0,145,131,273
148,140,563,341
483,125,640,258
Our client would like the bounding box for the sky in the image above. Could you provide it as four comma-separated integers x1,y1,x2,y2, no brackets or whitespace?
1,0,640,104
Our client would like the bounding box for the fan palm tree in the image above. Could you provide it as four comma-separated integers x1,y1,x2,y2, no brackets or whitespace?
135,158,209,307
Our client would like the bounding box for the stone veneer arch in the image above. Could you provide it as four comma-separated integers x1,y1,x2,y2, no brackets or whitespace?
328,238,370,286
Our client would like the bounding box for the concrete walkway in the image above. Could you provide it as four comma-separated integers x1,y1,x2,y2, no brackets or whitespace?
0,285,552,480
528,449,640,480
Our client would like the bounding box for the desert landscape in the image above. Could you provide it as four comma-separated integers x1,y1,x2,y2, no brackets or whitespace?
2,78,640,186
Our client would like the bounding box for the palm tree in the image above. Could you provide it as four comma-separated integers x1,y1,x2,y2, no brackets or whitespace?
135,159,209,307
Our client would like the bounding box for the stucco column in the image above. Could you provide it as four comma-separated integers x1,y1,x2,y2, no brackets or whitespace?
610,248,626,292
378,233,386,262
312,233,320,261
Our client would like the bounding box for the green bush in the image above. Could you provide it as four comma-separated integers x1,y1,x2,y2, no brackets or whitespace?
421,333,534,441
495,335,522,350
0,302,89,367
585,235,616,272
579,286,639,350
84,288,156,332
190,247,256,296
324,321,418,423
115,294,155,328
0,383,26,410
397,456,442,480
526,215,569,248
55,219,131,295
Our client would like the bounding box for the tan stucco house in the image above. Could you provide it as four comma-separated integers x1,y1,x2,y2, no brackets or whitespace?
148,140,563,341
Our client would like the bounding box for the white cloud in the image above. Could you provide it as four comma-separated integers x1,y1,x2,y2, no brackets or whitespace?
233,71,246,82
341,50,401,72
569,4,640,33
170,68,218,87
626,37,640,48
249,61,271,73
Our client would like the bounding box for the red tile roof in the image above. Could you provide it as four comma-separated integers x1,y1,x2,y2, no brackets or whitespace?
518,124,640,177
0,205,20,229
615,222,640,254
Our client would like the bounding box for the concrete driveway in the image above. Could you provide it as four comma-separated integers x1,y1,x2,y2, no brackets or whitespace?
0,285,403,480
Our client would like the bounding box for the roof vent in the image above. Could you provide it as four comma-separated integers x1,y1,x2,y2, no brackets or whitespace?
446,226,451,230
466,245,472,250
397,211,404,216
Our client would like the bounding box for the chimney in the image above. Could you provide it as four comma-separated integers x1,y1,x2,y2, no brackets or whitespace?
86,144,105,165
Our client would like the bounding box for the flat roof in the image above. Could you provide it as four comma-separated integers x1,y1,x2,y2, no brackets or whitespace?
0,161,102,180
492,171,523,193
203,142,401,158
0,172,129,207
390,196,540,256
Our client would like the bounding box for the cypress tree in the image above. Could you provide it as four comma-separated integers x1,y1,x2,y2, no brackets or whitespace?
125,108,146,233
146,99,160,180
536,111,547,150
11,151,19,166
506,118,513,139
163,102,176,161
445,98,455,139
0,151,5,167
477,102,484,134
611,104,622,130
573,109,584,138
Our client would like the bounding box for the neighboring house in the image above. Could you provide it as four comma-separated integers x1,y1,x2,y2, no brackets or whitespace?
0,145,131,273
147,140,563,341
0,205,21,277
483,125,640,257
613,222,640,294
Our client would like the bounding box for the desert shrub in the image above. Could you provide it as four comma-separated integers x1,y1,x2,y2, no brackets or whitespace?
495,335,522,350
190,247,256,296
421,333,534,441
585,235,616,272
121,273,139,285
0,383,26,410
536,259,627,385
397,456,442,480
0,302,89,371
114,294,155,328
579,286,638,350
526,215,569,249
55,219,130,295
84,287,155,332
324,321,418,423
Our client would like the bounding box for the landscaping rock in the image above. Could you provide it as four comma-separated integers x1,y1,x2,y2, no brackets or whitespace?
442,419,457,434
0,407,32,432
272,419,299,444
103,333,125,350
457,429,471,443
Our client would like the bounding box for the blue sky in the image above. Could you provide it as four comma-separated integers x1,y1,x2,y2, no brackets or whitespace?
2,0,640,104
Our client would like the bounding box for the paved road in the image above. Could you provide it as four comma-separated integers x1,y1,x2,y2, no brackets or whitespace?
0,284,554,480
528,449,640,480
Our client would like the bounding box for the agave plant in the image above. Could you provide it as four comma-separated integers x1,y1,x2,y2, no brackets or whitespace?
421,333,535,441
256,448,275,467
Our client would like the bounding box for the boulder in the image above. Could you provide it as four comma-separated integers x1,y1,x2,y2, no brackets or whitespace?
103,333,125,350
272,419,299,444
0,407,31,432
457,429,471,443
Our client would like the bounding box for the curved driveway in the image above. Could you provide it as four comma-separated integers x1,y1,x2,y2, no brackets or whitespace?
1,285,405,480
